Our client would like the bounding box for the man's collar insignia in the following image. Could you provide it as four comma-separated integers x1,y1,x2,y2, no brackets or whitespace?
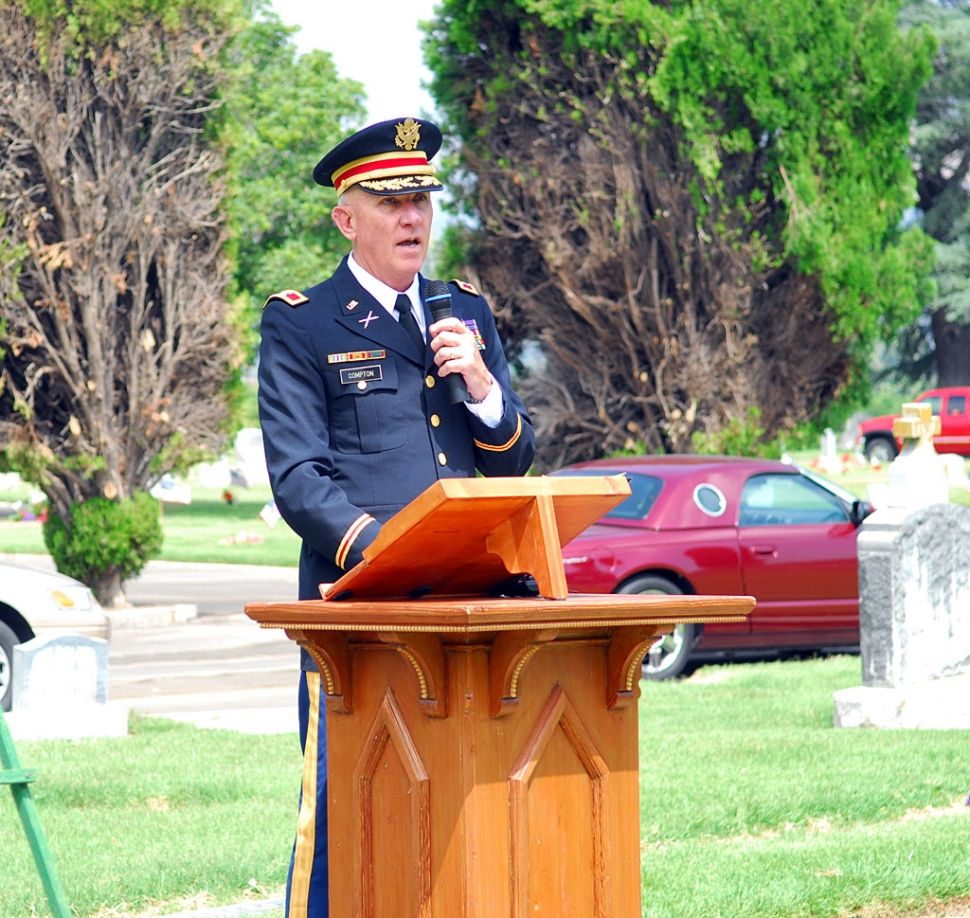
346,299,359,311
358,310,379,329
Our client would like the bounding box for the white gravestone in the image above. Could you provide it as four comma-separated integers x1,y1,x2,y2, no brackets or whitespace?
233,427,270,487
834,402,970,728
818,428,842,475
834,461,970,728
6,634,128,741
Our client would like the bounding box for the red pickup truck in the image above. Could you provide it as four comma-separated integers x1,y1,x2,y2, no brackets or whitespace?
857,387,970,463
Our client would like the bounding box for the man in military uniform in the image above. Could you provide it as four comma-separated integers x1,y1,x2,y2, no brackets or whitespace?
258,116,535,918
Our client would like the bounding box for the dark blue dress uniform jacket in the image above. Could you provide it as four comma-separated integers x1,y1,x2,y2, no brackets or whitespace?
258,257,536,666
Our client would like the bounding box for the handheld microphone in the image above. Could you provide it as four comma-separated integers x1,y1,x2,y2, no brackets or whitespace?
425,279,470,404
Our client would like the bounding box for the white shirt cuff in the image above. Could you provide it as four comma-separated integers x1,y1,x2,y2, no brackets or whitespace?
463,374,504,428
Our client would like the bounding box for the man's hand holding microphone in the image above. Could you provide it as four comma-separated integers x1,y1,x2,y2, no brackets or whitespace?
426,280,494,405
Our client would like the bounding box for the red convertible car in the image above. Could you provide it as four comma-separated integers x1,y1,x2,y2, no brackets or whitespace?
553,455,873,679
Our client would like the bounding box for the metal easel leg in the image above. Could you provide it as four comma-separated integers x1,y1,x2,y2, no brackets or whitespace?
0,708,72,918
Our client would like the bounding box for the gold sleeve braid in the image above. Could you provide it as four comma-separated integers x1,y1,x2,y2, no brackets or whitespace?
336,513,376,569
473,414,523,452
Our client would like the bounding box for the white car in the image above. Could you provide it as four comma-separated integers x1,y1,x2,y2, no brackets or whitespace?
0,559,110,711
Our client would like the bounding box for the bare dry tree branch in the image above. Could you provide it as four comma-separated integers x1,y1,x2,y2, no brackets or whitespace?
453,35,849,469
0,5,237,523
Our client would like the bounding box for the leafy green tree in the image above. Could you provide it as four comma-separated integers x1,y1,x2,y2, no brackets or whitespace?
222,0,366,306
0,0,239,604
425,0,936,468
898,0,970,387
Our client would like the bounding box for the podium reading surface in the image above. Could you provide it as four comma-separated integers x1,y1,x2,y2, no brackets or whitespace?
323,474,634,601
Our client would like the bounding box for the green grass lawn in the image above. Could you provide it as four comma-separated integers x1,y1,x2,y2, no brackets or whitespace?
637,657,970,918
155,485,302,566
0,485,303,567
3,656,968,918
1,715,299,918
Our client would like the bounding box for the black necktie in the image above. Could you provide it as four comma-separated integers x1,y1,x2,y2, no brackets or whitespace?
394,294,424,354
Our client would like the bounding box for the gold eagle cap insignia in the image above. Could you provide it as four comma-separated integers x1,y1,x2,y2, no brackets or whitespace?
395,118,421,152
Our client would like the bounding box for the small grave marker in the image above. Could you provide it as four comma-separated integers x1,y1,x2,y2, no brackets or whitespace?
6,634,127,741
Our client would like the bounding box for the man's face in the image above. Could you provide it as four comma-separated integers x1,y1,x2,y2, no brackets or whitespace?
332,189,434,291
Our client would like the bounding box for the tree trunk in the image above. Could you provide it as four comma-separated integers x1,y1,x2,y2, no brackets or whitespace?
931,309,970,386
91,568,128,610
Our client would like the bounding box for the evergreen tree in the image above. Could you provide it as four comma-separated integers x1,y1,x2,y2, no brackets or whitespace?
424,0,936,467
900,0,970,387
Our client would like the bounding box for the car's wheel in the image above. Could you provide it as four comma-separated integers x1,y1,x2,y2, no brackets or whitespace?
0,620,18,712
616,575,698,680
865,435,897,465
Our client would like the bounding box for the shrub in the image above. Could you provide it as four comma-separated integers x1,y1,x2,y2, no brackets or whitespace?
43,491,163,605
691,407,782,459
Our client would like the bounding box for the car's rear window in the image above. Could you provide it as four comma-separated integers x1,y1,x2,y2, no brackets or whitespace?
553,470,664,521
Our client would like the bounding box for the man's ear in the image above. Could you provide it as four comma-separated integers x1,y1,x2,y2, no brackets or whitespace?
331,203,356,241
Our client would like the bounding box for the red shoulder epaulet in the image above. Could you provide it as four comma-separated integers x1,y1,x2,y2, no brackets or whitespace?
451,278,480,296
263,289,309,309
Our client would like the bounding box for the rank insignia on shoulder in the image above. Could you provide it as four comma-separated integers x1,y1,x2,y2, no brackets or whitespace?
264,289,309,309
452,278,480,296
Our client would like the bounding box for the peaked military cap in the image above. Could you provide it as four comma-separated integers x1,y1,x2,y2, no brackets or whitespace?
313,117,445,196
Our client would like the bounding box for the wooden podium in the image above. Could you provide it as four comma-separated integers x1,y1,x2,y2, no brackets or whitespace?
246,477,754,918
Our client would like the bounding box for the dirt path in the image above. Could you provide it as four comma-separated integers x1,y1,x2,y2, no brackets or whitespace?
864,898,970,918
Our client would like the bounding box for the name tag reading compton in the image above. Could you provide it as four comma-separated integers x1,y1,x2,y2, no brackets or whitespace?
339,364,383,385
